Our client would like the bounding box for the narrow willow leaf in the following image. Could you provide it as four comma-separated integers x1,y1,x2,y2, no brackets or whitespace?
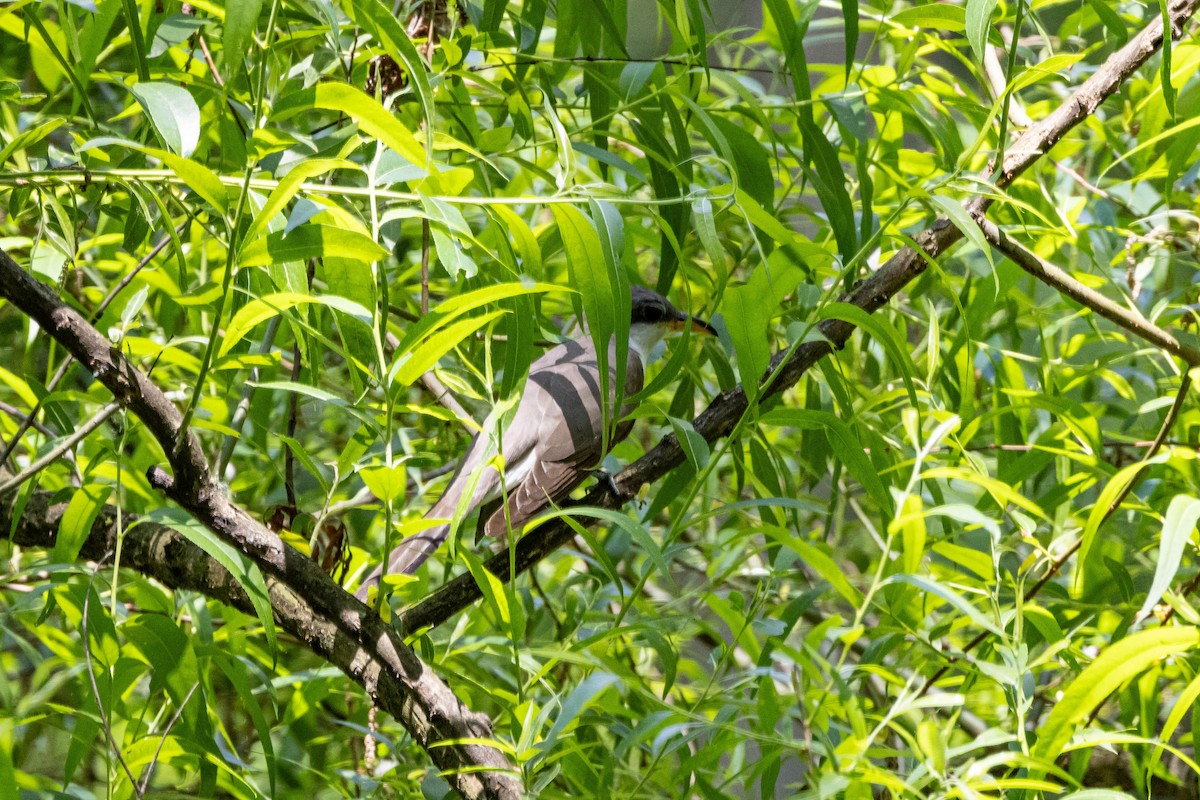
130,82,200,157
0,119,63,167
1146,669,1200,784
884,574,1003,635
724,281,771,402
347,0,436,160
395,310,507,386
1076,452,1173,588
1030,627,1200,773
239,224,388,268
460,546,516,633
890,4,967,31
1138,495,1200,619
764,532,864,607
537,673,622,758
222,0,263,82
922,466,1048,520
55,484,113,564
761,408,893,516
552,205,616,423
242,159,358,246
220,293,372,357
841,0,858,79
271,84,435,188
966,0,999,65
816,302,919,407
667,415,710,471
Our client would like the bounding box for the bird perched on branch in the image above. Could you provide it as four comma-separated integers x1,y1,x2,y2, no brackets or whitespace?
355,285,714,601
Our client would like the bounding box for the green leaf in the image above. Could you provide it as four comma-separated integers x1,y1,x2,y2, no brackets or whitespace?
840,0,858,80
158,149,228,213
123,613,207,737
1030,627,1200,773
816,302,919,408
213,654,277,796
148,14,209,58
0,119,63,167
710,115,774,212
802,116,857,265
242,159,358,246
761,408,894,517
277,434,331,496
427,224,478,279
394,310,506,386
272,83,435,189
965,0,999,64
1085,0,1127,45
130,81,200,157
360,462,408,503
693,197,725,276
1139,495,1200,620
239,224,389,268
930,195,995,278
222,0,262,81
552,205,620,434
724,283,771,403
764,532,864,606
54,484,112,564
220,292,373,357
667,415,710,471
890,4,967,32
1076,453,1172,584
883,574,1003,636
346,0,436,161
536,673,621,759
735,188,798,248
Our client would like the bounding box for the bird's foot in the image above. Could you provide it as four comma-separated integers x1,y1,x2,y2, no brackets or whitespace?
593,469,620,496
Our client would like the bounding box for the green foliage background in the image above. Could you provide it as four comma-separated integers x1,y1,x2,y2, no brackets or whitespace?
2,0,1200,797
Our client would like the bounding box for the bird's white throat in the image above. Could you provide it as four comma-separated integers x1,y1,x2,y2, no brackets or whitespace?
628,322,670,362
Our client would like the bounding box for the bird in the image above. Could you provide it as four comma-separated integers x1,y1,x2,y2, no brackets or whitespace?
355,285,714,601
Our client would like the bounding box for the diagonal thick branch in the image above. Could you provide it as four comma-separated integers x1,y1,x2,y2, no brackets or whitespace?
0,252,521,800
397,0,1200,634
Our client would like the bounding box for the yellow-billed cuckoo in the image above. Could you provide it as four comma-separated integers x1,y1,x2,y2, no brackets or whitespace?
355,286,714,600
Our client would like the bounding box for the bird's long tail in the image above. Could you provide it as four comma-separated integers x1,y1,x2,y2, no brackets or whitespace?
353,522,450,602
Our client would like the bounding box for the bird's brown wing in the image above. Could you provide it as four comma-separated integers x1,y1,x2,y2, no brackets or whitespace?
357,335,645,597
481,337,645,538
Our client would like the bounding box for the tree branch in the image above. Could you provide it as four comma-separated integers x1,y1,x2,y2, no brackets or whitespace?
0,252,521,800
971,213,1200,366
397,0,1200,634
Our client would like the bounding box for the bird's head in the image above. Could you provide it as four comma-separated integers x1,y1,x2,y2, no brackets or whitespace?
628,285,716,359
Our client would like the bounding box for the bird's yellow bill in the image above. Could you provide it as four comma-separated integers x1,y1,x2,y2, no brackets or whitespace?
671,317,717,335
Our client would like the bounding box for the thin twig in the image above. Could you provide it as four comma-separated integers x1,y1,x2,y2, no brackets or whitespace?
82,564,141,796
972,213,1200,366
0,400,55,437
216,316,281,475
0,228,179,465
919,373,1193,695
138,680,201,796
0,402,121,494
